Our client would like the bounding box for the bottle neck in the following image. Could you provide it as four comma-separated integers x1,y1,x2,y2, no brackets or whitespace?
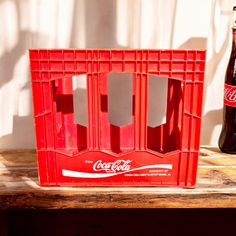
232,8,236,50
231,28,236,55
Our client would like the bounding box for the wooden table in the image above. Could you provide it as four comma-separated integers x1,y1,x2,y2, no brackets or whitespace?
0,147,236,209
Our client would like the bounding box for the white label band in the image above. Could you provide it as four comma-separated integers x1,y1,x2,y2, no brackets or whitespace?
62,164,173,178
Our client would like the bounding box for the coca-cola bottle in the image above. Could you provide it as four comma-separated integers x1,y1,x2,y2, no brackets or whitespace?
219,6,236,153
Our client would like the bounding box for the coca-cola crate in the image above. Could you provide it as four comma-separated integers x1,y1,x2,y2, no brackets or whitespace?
29,49,206,187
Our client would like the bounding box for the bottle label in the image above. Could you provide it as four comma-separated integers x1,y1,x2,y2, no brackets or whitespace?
224,83,236,107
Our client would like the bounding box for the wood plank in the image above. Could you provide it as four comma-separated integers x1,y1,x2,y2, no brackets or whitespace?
0,147,236,209
0,189,236,209
199,146,236,166
0,149,36,167
0,167,236,191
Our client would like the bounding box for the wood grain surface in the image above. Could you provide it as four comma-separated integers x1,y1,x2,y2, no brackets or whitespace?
0,147,236,209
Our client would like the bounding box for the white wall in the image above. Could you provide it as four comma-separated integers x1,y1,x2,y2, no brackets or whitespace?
0,0,235,148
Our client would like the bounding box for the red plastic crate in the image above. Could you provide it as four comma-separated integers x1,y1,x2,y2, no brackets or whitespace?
29,49,206,187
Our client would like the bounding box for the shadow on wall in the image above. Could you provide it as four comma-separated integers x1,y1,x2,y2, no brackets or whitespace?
178,37,208,50
200,0,231,145
201,108,223,145
70,0,136,48
0,0,132,149
83,0,120,48
0,30,46,148
0,116,36,149
0,0,228,148
0,0,48,148
0,0,49,88
177,8,229,145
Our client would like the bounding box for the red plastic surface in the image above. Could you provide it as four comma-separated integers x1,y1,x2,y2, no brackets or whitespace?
29,49,206,187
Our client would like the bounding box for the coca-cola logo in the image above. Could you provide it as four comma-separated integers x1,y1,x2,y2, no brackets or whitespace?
93,160,132,173
224,87,236,102
224,84,236,107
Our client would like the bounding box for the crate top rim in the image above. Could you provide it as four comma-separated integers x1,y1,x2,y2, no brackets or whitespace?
29,49,207,52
